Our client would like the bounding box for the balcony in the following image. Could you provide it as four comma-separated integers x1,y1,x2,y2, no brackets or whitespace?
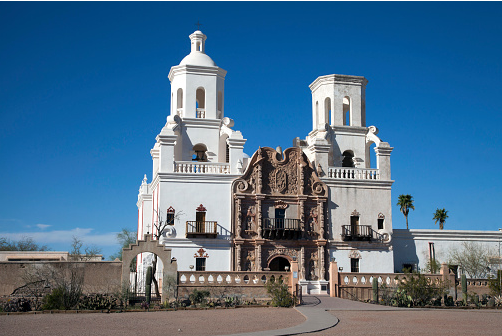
186,221,218,238
196,108,206,118
174,161,230,174
327,167,379,180
341,225,373,241
262,218,301,240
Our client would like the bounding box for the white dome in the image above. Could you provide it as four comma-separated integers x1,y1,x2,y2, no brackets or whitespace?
179,52,216,67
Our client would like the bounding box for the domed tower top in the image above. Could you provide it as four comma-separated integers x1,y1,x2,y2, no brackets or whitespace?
168,30,227,120
179,30,216,67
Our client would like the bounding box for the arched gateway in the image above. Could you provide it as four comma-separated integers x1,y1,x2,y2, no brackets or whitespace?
122,235,178,303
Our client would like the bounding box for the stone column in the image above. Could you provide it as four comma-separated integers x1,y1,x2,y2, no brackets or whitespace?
329,261,339,297
256,196,264,239
227,136,247,174
235,243,242,271
235,196,242,239
157,134,177,173
308,140,330,177
318,200,325,239
300,246,306,280
317,242,326,281
375,143,393,180
255,240,264,271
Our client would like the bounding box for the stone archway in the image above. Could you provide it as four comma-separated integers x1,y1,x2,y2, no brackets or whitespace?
268,256,291,272
121,235,178,303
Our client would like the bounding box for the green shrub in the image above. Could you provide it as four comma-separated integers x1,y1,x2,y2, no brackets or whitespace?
76,294,119,310
265,277,294,307
379,272,447,307
188,289,210,306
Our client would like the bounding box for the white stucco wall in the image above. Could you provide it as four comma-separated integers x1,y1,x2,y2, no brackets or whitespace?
392,229,502,274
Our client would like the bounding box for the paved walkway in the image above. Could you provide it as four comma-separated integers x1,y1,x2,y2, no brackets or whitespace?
222,295,411,336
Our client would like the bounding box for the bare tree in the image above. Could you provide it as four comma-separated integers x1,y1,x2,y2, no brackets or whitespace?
69,236,102,261
149,209,183,297
448,241,496,278
0,236,49,251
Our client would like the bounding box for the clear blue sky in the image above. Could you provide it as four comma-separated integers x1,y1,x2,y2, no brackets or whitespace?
1,2,501,258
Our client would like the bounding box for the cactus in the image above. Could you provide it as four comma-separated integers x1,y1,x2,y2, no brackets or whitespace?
146,266,153,305
461,274,467,304
372,278,379,303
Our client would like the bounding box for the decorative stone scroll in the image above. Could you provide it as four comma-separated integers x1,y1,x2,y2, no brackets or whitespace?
274,200,288,209
348,250,361,259
194,248,209,258
267,247,298,260
351,209,360,217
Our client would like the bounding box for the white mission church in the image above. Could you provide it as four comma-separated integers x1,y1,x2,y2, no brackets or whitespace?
135,30,502,294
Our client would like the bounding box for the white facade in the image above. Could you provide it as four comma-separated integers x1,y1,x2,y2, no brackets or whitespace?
139,30,500,284
393,229,502,275
137,30,246,273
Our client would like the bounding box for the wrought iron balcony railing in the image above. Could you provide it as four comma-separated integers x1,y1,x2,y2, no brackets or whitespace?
341,225,373,241
186,221,218,238
262,218,301,240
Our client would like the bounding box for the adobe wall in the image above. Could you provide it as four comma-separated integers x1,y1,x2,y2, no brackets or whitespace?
0,261,122,297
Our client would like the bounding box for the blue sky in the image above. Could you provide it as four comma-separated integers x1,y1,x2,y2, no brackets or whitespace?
1,2,501,258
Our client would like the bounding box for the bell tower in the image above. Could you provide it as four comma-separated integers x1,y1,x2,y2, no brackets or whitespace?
168,30,226,120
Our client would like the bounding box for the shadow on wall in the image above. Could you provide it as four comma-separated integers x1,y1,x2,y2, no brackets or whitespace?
217,224,231,239
393,231,419,273
327,199,339,240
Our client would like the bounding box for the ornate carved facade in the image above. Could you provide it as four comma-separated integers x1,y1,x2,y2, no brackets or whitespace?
231,147,328,280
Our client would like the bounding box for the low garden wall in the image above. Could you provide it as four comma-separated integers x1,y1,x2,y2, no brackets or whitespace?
176,271,290,301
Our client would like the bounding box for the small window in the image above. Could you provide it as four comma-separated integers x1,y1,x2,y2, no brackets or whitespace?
166,206,175,225
196,257,206,271
378,218,384,230
226,143,229,163
351,258,359,273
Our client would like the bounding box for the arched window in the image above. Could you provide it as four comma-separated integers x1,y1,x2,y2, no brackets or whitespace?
166,206,175,225
177,88,183,116
324,97,331,125
342,150,355,167
196,87,205,118
196,41,201,52
378,213,385,230
343,96,351,126
192,144,208,162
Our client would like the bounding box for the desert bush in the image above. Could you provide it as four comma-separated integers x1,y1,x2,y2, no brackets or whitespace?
188,289,210,306
76,293,120,310
380,272,447,307
265,277,294,307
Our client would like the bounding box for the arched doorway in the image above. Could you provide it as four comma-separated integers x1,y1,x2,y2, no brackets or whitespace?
268,256,291,272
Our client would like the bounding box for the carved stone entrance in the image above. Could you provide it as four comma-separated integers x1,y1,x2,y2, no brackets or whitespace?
268,256,291,272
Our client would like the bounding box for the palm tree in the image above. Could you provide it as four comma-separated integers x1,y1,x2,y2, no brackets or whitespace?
433,208,449,230
397,194,415,229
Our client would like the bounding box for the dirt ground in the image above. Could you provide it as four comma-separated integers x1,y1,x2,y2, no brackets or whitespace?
312,309,502,336
0,307,304,336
